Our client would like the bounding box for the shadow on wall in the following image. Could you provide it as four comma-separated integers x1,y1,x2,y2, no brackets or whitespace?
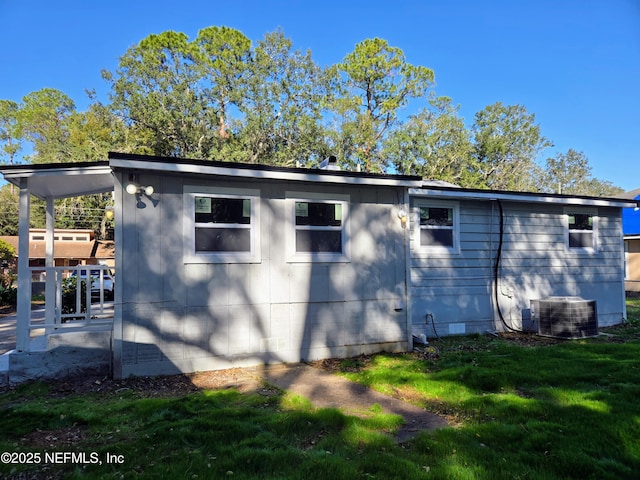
412,202,625,338
117,176,410,378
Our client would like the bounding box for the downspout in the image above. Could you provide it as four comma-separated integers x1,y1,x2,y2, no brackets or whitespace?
16,178,31,352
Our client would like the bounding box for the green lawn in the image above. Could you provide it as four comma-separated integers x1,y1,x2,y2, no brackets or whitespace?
1,299,639,479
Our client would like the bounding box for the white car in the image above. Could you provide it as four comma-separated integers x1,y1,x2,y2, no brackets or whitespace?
70,268,114,300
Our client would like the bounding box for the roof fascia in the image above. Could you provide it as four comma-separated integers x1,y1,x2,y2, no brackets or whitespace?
409,187,638,209
0,163,113,200
0,162,110,178
109,156,423,188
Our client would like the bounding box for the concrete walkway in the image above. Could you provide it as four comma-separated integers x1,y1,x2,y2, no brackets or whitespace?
253,363,449,442
0,309,46,355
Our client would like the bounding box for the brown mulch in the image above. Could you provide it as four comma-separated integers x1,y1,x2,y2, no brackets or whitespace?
39,367,264,399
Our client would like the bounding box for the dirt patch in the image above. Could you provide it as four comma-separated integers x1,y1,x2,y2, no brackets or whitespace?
40,368,263,399
20,426,89,449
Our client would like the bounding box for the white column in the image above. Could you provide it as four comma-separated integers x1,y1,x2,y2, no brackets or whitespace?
16,178,31,352
45,196,56,332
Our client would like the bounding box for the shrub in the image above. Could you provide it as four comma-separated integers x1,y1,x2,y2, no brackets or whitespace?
0,271,16,306
61,275,88,319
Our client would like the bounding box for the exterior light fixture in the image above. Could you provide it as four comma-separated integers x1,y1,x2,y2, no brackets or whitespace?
104,205,114,221
397,207,408,229
125,182,138,195
125,183,154,196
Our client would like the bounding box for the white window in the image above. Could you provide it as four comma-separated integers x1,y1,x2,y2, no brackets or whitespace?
184,186,260,263
413,200,460,255
286,192,349,262
565,208,597,252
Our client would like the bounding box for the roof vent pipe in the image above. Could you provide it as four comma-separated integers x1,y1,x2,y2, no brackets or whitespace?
319,155,340,171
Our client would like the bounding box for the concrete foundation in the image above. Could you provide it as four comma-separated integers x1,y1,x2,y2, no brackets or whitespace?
1,327,112,385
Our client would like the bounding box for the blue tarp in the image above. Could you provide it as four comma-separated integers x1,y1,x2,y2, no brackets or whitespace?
623,193,640,235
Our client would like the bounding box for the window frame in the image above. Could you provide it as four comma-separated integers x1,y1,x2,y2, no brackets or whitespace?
412,199,461,256
183,186,261,264
285,191,350,263
565,207,598,253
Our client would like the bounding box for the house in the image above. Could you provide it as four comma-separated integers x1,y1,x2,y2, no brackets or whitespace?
620,188,640,293
0,228,114,296
0,153,635,383
0,228,114,271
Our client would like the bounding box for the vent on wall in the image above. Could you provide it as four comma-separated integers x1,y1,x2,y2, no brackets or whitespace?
536,296,598,339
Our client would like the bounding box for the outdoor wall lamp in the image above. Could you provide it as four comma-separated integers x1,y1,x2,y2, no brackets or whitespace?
125,182,154,196
125,174,154,196
397,207,408,229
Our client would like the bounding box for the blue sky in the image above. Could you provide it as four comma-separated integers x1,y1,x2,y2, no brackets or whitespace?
1,0,639,191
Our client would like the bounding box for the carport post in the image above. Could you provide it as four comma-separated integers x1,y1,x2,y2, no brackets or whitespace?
16,178,31,352
44,196,56,333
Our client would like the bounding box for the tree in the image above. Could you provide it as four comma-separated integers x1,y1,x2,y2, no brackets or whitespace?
472,102,552,191
385,96,478,185
542,149,591,195
0,238,16,261
333,38,434,172
542,149,623,196
236,29,332,166
19,88,76,164
0,184,19,235
0,99,22,165
103,30,213,158
64,102,124,162
195,26,252,149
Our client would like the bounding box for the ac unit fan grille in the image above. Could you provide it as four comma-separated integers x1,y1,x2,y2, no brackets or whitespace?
537,297,598,339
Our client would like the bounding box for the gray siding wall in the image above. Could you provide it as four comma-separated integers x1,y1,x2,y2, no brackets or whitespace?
410,199,626,337
114,170,409,377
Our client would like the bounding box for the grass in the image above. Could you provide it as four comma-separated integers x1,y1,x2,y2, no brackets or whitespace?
1,299,639,479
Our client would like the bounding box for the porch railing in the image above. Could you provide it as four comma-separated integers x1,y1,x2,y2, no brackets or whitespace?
28,265,115,333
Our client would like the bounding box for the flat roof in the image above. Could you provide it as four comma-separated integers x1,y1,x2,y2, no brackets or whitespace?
0,161,113,199
2,153,638,211
108,152,424,188
411,185,639,208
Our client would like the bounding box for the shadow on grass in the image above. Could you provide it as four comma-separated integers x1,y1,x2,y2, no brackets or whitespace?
343,336,640,479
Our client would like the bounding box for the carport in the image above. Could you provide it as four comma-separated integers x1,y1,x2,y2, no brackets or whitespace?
0,161,114,352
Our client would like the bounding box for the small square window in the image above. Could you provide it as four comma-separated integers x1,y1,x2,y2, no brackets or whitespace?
566,209,597,252
184,187,261,263
420,207,454,247
287,193,349,262
194,196,252,253
413,201,460,255
295,202,343,253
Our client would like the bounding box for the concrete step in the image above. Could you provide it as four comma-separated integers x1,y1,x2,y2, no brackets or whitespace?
0,352,9,386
